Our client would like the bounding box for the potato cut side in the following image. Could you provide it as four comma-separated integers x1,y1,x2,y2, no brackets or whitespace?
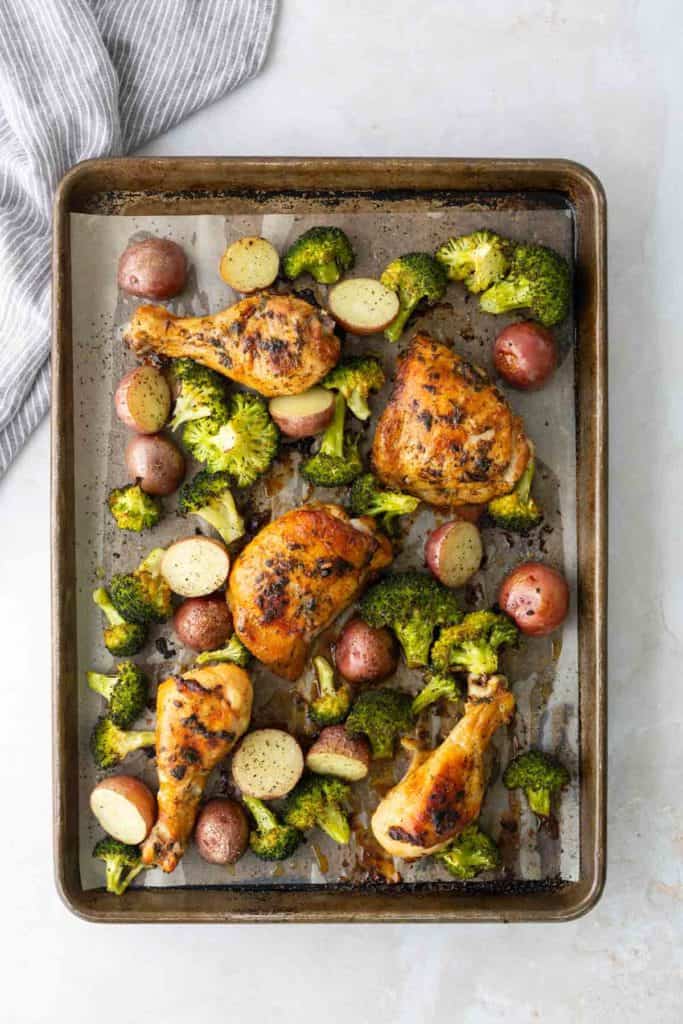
328,278,399,335
305,726,370,781
231,728,304,799
161,536,230,597
90,777,156,844
116,365,171,434
306,748,369,781
268,387,335,438
220,236,280,293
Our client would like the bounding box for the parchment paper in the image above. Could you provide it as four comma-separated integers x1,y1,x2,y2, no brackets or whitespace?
71,204,578,891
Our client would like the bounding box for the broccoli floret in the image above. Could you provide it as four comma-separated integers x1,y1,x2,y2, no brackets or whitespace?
349,473,419,533
380,253,447,343
86,662,148,728
435,231,512,294
322,356,386,421
359,572,462,668
110,548,173,625
283,774,351,844
195,635,251,667
243,797,302,861
411,671,462,716
503,749,570,817
168,358,227,431
92,587,147,656
434,824,501,880
89,715,155,770
183,392,279,487
308,656,352,727
108,483,161,532
345,688,414,759
282,226,355,284
431,610,518,677
178,470,245,546
92,837,147,895
301,393,363,487
488,452,542,533
479,243,570,326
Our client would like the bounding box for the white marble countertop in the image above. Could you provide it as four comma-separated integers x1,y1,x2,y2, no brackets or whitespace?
1,2,681,1021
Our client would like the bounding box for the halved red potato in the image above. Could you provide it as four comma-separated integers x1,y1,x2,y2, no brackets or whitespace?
305,726,370,781
328,277,399,335
231,729,304,800
161,536,230,597
269,387,335,438
125,434,185,495
115,366,172,434
425,519,483,588
90,776,156,844
220,236,280,293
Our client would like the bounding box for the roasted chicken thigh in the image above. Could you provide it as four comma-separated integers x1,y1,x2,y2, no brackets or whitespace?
124,292,340,397
372,332,530,506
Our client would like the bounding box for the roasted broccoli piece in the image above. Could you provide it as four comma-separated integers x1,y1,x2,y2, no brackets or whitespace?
380,252,447,343
479,243,570,326
195,634,251,667
300,393,363,487
431,610,518,677
92,587,147,656
435,230,512,294
349,473,419,532
183,392,279,487
434,824,501,880
86,661,148,728
359,571,461,668
503,749,570,817
308,656,352,727
92,837,147,895
167,358,227,431
282,226,355,284
321,355,386,421
243,797,302,861
345,688,414,759
411,670,462,716
488,452,542,533
110,547,173,625
178,470,245,546
108,483,161,532
89,715,155,770
283,774,351,844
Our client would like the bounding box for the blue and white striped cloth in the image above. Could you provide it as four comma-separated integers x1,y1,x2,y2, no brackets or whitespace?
0,0,277,477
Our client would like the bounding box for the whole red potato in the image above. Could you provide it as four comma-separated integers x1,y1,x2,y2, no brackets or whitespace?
118,237,187,299
335,617,397,685
173,594,233,651
493,321,557,390
125,433,185,495
498,562,569,636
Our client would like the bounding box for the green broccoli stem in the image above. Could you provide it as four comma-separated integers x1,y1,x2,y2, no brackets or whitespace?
347,387,371,421
313,656,335,697
384,304,413,344
320,393,347,458
526,787,552,817
515,456,535,504
243,796,278,833
412,676,458,715
93,587,125,627
480,280,529,315
393,619,434,668
197,499,244,546
317,804,350,844
108,859,145,896
122,729,156,756
87,671,116,702
312,261,342,284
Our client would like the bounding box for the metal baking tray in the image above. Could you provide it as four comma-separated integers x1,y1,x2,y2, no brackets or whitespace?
52,157,606,923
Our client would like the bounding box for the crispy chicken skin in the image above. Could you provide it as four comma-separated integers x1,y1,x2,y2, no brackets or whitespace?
141,664,252,873
229,504,393,681
371,676,515,859
372,333,531,506
124,292,340,397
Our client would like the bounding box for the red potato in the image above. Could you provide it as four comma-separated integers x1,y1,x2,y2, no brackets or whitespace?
335,617,397,685
493,321,558,390
194,798,248,865
327,277,399,335
268,388,335,438
125,433,185,495
161,536,230,597
114,366,172,434
90,776,156,844
220,236,279,293
306,726,371,781
231,729,304,800
173,595,233,652
118,237,187,299
425,519,483,588
452,503,487,524
498,561,569,637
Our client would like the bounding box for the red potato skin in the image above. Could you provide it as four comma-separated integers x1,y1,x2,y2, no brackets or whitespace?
194,798,249,865
305,725,371,777
173,595,233,651
493,321,557,391
125,433,185,495
269,396,335,438
90,775,157,840
335,617,398,685
118,238,187,299
498,562,569,637
451,503,487,524
114,366,171,434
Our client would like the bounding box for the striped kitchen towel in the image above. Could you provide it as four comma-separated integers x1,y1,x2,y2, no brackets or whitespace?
0,0,277,478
